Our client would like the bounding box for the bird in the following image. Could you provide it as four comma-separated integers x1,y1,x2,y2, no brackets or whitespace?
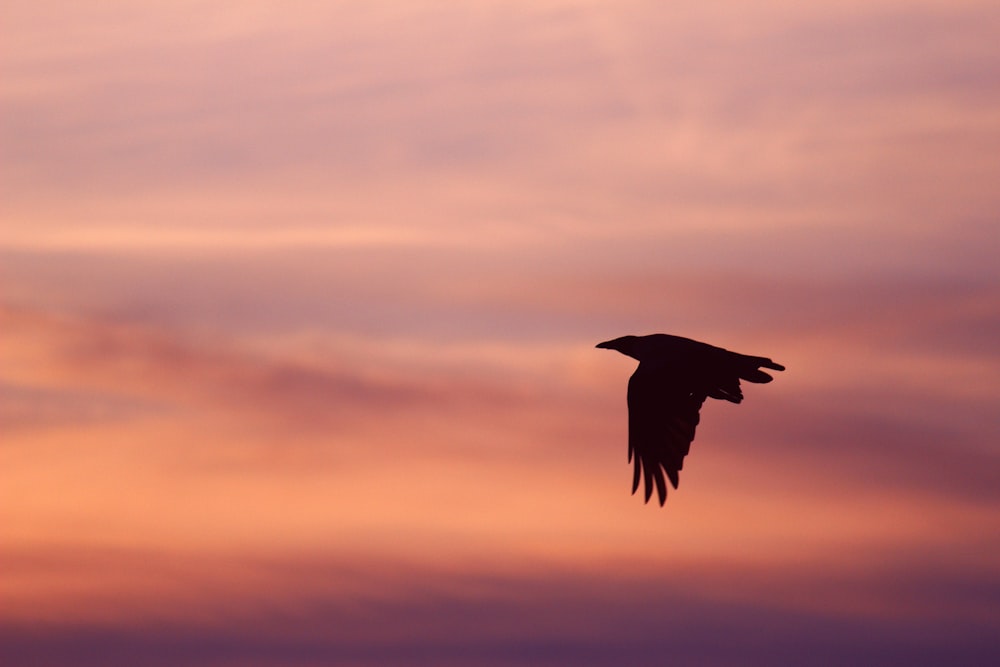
596,334,784,506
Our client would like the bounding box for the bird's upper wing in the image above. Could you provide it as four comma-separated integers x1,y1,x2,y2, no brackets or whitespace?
627,365,706,506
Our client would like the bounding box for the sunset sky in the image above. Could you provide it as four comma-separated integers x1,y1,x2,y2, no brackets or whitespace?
2,1,999,665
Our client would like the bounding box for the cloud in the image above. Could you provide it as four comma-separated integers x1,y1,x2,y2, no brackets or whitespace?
709,392,1000,506
4,223,998,349
4,0,999,239
0,381,159,432
2,546,998,666
0,305,449,437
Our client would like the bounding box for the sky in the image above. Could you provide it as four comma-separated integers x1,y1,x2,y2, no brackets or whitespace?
2,1,999,665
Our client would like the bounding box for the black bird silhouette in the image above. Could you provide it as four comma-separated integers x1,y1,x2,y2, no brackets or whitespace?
597,334,784,506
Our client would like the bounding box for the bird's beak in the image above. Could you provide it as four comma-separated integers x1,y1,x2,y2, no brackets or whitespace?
595,340,614,349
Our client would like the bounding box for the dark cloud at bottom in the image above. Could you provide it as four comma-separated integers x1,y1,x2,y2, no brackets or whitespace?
5,631,993,667
4,560,998,667
4,610,994,667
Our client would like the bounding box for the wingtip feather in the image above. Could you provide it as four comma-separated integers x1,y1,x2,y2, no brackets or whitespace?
653,467,667,506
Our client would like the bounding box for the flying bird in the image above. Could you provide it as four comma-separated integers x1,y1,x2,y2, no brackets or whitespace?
596,334,784,506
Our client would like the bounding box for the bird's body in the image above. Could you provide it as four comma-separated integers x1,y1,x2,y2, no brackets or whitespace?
597,334,784,506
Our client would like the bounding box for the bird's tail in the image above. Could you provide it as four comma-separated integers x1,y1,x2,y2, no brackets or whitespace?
739,357,785,384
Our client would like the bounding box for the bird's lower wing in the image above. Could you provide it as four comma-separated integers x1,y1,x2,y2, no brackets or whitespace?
627,369,706,506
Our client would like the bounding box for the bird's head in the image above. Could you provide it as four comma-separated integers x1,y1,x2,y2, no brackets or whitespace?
596,335,641,360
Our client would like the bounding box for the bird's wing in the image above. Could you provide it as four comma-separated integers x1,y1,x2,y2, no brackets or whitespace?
705,351,785,403
627,366,706,506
